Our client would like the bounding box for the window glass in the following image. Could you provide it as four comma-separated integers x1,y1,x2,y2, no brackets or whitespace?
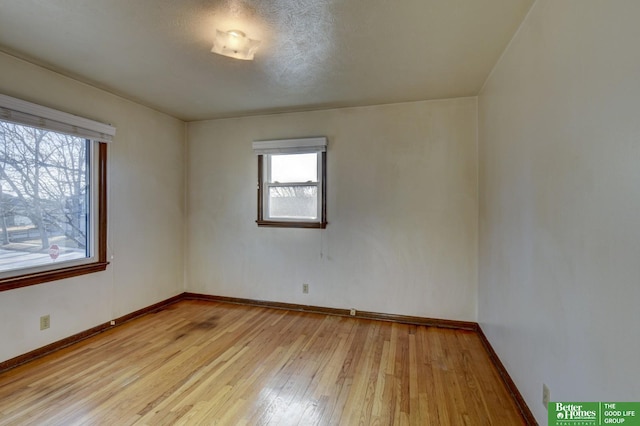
268,185,318,219
270,153,317,183
0,121,90,274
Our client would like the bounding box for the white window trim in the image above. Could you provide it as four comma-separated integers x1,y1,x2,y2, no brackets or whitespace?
263,152,322,222
252,137,326,155
0,93,116,142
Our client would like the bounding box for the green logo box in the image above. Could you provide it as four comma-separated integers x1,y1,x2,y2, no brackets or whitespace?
549,402,640,426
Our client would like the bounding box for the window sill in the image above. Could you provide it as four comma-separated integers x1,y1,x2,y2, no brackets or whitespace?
256,220,327,229
0,261,109,292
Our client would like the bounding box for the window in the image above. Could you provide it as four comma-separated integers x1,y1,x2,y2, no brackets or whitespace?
0,94,115,291
253,137,327,228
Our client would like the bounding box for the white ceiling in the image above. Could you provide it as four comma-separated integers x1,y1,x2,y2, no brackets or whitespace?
0,0,534,121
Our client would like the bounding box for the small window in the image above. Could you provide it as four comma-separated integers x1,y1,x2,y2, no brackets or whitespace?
253,137,327,228
0,93,115,291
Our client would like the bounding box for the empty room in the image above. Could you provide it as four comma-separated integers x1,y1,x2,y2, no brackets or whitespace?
0,1,638,425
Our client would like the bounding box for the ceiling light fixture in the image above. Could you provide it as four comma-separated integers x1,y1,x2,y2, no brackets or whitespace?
211,29,260,61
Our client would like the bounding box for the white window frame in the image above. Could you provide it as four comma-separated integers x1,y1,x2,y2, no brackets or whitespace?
253,137,327,229
263,152,322,222
0,140,95,276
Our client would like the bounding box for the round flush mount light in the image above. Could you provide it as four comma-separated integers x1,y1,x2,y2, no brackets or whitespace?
211,29,261,61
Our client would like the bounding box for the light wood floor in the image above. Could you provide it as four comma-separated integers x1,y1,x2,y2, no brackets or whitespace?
0,300,524,425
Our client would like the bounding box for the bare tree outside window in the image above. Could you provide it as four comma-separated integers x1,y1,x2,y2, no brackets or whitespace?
0,121,89,272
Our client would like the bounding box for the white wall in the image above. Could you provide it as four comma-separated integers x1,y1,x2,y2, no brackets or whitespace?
0,52,185,362
478,0,640,422
187,98,478,321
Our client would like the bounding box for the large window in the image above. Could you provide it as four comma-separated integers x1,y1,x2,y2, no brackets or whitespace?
253,137,327,228
0,94,115,291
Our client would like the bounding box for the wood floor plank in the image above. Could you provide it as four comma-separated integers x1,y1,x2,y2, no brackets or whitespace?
0,300,526,425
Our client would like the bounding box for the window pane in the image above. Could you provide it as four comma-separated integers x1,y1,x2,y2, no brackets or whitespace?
270,153,317,183
268,186,318,219
0,121,89,273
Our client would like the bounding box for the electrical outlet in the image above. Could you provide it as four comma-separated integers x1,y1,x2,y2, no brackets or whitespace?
302,283,309,294
40,315,50,330
350,308,356,316
542,383,550,408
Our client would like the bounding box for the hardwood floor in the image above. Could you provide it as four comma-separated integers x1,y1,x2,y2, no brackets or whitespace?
0,300,525,425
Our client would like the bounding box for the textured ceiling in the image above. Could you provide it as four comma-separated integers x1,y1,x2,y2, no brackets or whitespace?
0,0,534,121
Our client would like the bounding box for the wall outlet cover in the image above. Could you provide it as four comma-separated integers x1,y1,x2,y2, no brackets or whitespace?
40,315,50,330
